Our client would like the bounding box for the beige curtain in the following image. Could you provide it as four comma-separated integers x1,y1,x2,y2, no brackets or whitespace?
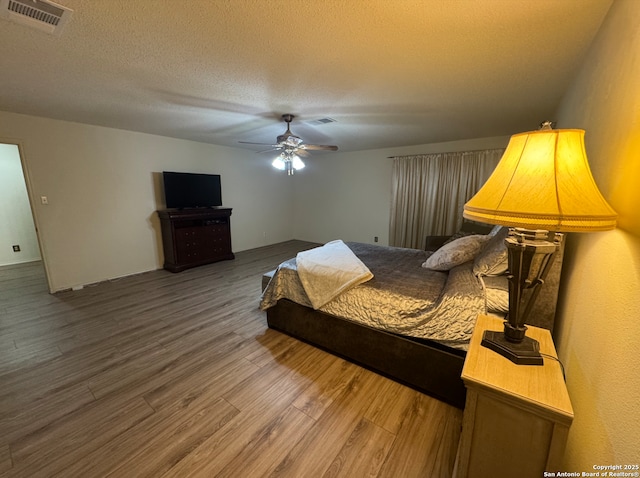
389,149,504,249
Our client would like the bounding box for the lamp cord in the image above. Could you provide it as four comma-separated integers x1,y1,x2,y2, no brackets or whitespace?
541,353,566,381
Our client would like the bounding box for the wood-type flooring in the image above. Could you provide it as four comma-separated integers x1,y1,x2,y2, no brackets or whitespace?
0,240,462,477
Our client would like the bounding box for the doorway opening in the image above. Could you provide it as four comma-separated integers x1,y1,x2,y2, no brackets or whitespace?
0,142,50,291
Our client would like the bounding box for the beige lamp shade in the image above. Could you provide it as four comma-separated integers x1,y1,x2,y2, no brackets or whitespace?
464,128,617,232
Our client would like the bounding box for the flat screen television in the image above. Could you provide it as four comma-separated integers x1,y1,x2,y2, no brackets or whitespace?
162,171,222,209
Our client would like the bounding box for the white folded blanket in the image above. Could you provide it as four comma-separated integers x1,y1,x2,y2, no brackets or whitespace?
296,240,374,309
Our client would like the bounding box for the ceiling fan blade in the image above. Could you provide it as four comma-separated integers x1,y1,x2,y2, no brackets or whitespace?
299,144,339,151
239,141,279,146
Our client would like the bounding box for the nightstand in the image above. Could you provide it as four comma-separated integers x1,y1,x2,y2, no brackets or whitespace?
453,314,574,478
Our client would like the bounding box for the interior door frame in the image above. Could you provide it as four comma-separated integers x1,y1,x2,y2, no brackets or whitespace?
1,138,53,293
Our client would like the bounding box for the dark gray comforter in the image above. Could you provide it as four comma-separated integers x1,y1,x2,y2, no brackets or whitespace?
260,242,487,349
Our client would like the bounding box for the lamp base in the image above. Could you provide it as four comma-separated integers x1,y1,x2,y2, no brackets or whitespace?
481,330,543,366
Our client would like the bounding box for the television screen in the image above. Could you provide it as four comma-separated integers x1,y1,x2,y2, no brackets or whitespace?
162,171,222,208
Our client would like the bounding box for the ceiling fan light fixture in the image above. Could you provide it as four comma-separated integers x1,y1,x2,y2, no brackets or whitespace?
272,152,305,175
292,155,305,170
272,156,286,170
244,114,337,174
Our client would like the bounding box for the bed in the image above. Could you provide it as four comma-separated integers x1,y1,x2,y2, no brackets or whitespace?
260,228,564,409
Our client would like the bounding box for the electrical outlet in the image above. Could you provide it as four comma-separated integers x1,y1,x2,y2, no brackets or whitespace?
13,245,20,252
40,196,48,205
374,236,379,242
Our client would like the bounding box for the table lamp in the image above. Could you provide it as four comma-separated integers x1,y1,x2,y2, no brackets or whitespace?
463,122,617,365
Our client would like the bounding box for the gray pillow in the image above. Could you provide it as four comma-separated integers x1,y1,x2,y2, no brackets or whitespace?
473,227,510,276
422,234,490,271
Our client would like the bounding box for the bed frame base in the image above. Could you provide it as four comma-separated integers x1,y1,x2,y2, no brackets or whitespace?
266,299,467,409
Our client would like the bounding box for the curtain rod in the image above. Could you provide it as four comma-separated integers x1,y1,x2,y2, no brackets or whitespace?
387,147,505,159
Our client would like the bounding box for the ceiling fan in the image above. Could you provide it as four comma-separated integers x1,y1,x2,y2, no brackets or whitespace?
239,114,338,175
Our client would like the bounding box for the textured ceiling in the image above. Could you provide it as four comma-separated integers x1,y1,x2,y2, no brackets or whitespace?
0,0,612,152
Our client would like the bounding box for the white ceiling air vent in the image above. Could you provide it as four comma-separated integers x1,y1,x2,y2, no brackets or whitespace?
306,117,337,126
0,0,73,35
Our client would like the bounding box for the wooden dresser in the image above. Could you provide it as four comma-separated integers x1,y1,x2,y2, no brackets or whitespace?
158,208,234,272
453,314,573,478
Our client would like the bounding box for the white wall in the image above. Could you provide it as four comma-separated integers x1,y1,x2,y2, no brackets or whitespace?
292,136,509,245
0,110,294,292
553,0,640,467
0,107,508,291
0,143,41,265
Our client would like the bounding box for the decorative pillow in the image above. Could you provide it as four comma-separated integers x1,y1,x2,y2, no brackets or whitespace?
473,226,510,276
422,234,490,271
482,275,509,313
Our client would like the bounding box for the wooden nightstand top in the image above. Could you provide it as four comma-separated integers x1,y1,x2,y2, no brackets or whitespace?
462,315,574,425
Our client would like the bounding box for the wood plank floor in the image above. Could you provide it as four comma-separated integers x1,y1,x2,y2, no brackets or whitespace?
0,241,462,477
